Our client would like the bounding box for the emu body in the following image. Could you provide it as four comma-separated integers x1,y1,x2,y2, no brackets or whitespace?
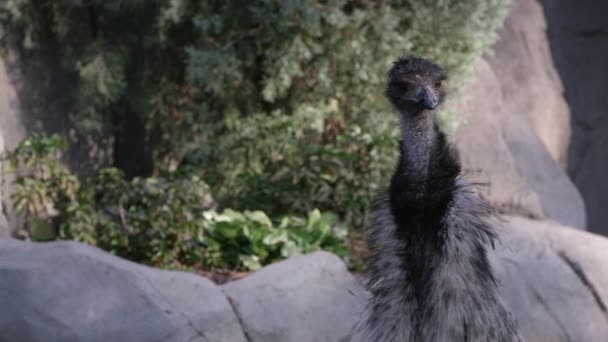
348,56,522,342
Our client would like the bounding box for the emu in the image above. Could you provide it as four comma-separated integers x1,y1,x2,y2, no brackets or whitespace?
348,56,523,342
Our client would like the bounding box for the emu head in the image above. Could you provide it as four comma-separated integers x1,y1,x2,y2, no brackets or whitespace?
386,56,448,113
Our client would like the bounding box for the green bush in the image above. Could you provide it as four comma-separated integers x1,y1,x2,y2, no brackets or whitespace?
190,109,398,228
9,134,347,270
198,208,348,270
9,134,79,240
59,168,216,268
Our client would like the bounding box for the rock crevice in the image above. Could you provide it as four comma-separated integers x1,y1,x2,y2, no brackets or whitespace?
223,292,253,342
557,251,608,319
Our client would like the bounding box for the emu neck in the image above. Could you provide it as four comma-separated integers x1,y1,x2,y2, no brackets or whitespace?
390,106,457,238
398,108,436,186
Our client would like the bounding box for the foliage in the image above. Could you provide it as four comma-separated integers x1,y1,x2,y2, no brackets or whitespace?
9,134,347,271
1,1,512,265
9,134,79,240
0,0,511,163
191,109,398,228
58,168,216,268
198,208,348,270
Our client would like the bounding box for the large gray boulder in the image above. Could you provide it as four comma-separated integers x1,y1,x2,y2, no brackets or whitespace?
453,59,586,229
487,0,572,165
223,251,365,342
451,0,586,229
494,217,608,341
0,240,247,342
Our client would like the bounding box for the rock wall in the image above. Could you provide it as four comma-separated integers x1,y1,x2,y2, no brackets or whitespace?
451,0,586,229
0,54,26,238
542,0,608,235
495,217,608,341
487,0,572,165
3,219,608,342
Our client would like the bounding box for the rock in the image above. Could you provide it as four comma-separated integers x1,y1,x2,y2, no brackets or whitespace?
2,222,608,342
451,0,586,229
502,118,585,229
0,132,9,239
514,217,608,313
487,0,572,165
0,211,9,239
222,251,365,342
0,57,24,238
453,59,586,229
453,60,542,221
541,0,608,236
493,217,608,341
0,240,247,342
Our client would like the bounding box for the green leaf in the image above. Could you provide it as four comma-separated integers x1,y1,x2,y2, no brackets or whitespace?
263,230,288,246
240,254,262,271
281,240,303,258
246,210,273,228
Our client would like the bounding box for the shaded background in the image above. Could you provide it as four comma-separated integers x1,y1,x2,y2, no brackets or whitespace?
542,0,608,235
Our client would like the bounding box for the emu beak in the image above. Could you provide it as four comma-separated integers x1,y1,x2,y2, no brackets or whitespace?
417,86,439,110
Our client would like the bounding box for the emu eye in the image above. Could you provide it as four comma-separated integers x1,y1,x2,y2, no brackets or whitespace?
434,81,442,90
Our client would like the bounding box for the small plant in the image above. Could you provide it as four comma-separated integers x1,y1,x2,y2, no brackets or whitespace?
9,134,79,240
201,208,348,270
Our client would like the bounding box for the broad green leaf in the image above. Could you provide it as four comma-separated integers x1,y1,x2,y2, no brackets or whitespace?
263,230,288,246
240,254,262,271
246,210,273,228
281,240,303,258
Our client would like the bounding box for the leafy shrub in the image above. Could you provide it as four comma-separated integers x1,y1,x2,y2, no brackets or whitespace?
190,109,398,228
59,168,216,268
198,209,348,270
9,134,79,240
9,134,347,271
